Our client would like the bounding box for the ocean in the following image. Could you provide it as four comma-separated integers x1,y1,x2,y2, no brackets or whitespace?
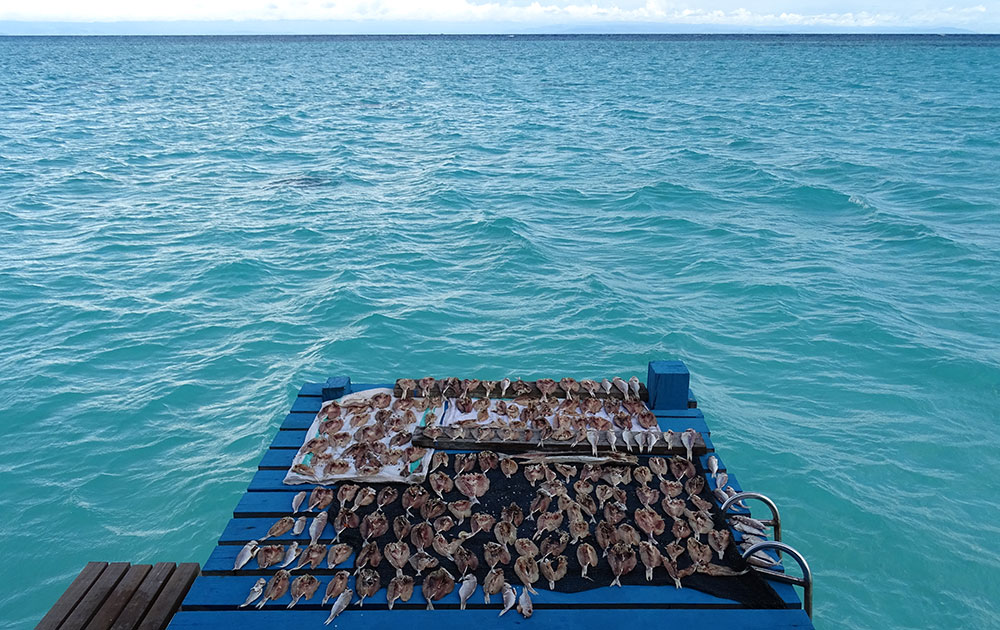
0,34,998,629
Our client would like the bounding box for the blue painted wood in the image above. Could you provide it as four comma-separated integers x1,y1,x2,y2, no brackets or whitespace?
169,609,813,629
653,408,704,419
322,376,351,401
181,574,800,609
270,431,307,449
291,397,322,413
688,388,698,408
656,416,710,434
278,412,316,431
647,360,690,410
299,382,324,397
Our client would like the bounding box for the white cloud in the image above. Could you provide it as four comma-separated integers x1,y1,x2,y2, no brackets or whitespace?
0,0,995,27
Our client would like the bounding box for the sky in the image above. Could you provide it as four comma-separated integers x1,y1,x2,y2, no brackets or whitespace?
1,0,998,33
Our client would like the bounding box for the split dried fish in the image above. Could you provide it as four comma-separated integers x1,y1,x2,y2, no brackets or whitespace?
393,514,411,540
607,542,637,587
485,541,511,568
664,559,696,589
685,475,705,497
429,471,453,498
634,506,666,541
420,497,447,522
638,541,661,581
288,574,320,609
256,545,283,569
263,516,295,541
337,484,359,505
484,568,504,604
408,549,439,575
569,519,591,544
540,531,570,559
448,499,473,525
360,511,388,541
471,512,497,536
494,521,517,549
533,511,564,539
387,575,415,610
687,538,714,565
455,472,489,504
410,521,433,552
577,542,598,579
257,569,290,609
500,457,518,478
635,485,660,507
478,450,499,473
402,485,429,516
419,376,437,397
422,568,456,610
708,529,731,560
239,578,266,608
514,555,539,594
433,515,455,533
697,563,748,577
665,541,685,563
355,568,380,607
616,523,641,547
429,451,449,473
514,537,539,558
455,545,479,576
322,570,350,606
671,516,693,540
295,543,326,570
326,543,351,568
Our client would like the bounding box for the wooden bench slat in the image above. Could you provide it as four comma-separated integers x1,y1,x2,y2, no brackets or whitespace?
168,608,813,629
84,564,152,630
135,564,200,630
110,563,176,630
35,562,108,630
59,562,130,630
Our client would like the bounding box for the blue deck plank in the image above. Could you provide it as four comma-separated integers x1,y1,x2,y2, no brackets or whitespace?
181,575,800,609
169,608,812,629
653,408,704,419
299,383,324,397
279,412,317,431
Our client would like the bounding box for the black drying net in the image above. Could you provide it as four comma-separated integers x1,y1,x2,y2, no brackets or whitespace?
330,454,784,609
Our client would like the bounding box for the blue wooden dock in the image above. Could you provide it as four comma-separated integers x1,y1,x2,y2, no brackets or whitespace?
167,361,815,629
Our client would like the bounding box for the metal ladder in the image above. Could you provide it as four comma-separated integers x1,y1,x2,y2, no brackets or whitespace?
720,492,813,619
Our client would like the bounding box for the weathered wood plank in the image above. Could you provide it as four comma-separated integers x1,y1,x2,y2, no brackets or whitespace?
181,574,800,609
411,427,707,456
110,563,176,630
35,561,108,630
167,608,813,630
60,562,130,630
136,564,200,630
85,564,152,630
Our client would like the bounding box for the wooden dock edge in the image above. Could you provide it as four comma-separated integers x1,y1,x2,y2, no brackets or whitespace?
36,562,200,630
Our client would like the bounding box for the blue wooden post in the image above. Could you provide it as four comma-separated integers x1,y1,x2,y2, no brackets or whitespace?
647,360,689,410
322,376,351,401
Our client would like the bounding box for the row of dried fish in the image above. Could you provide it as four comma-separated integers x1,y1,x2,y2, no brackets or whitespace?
396,376,644,401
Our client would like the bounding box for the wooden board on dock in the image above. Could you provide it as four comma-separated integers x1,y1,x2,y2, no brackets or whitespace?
36,562,199,630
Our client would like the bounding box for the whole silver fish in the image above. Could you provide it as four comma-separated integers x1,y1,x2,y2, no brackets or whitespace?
458,574,477,610
707,455,719,478
601,378,613,395
681,428,698,461
499,583,516,617
516,586,533,618
292,516,306,535
606,430,617,452
324,588,353,625
291,491,306,512
239,578,266,608
279,541,301,568
310,511,329,545
716,472,729,490
587,429,599,456
622,429,634,452
233,540,259,570
628,376,640,400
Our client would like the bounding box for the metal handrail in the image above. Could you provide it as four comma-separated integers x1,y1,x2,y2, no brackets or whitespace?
719,491,781,542
741,541,813,619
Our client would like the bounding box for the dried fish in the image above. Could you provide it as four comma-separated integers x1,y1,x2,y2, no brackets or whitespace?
292,491,306,513
499,582,516,616
514,555,539,594
687,538,714,565
716,471,729,490
539,531,569,559
500,457,518,478
607,542,637,587
420,497,447,522
689,510,715,538
500,377,512,398
664,559,696,589
384,540,411,577
638,540,661,581
239,578,266,608
670,456,696,481
494,521,517,549
569,519,591,544
697,563,748,577
279,541,301,568
517,587,533,619
262,516,295,541
454,453,476,474
553,463,577,482
410,521,433,552
360,511,388,541
603,501,627,525
616,523,641,547
354,568,380,607
571,544,596,582
587,429,600,455
628,376,641,400
523,464,545,487
601,378,613,396
327,543,352,568
648,457,668,479
485,542,511,568
455,472,490,504
429,471,454,498
686,475,705,497
293,516,306,536
323,587,353,625
455,545,479,576
514,538,539,558
408,550,439,575
448,500,473,525
512,379,533,396
595,521,616,556
288,574,320,609
337,484,359,505
234,540,259,570
256,545,283,570
429,452,449,473
393,514,411,540
681,428,698,461
433,515,455,533
322,570,350,606
708,529,731,560
665,541,685,563
661,479,684,498
471,512,497,536
354,541,382,573
527,491,552,521
459,573,478,610
478,450,499,473
402,485,429,516
634,506,666,541
690,493,713,512
671,516,693,541
422,568,456,610
635,485,660,507
257,569,290,608
309,511,329,545
533,511,565,539
662,497,686,518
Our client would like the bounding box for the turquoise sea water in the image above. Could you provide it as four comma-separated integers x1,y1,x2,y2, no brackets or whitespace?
1,34,998,629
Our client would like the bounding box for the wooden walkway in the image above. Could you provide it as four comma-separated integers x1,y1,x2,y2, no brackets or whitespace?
36,562,199,630
166,361,813,629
